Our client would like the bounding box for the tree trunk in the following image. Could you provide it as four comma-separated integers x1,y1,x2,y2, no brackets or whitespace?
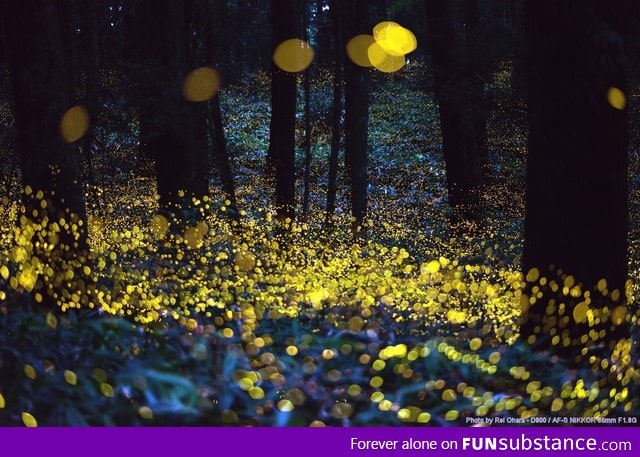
340,0,370,234
205,0,240,221
464,0,489,179
5,0,89,304
302,0,313,217
313,0,332,67
268,0,298,224
127,0,209,222
56,0,79,98
425,0,485,231
521,0,630,356
0,11,6,66
209,97,240,221
325,0,343,227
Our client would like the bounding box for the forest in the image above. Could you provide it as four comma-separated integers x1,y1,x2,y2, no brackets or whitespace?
0,0,639,426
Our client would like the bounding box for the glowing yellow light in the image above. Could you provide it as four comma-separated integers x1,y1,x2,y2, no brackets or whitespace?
234,250,256,272
525,267,539,283
186,318,197,331
378,399,392,411
64,370,77,386
442,389,457,401
183,67,221,102
373,21,417,56
447,309,466,324
308,288,325,308
0,393,4,408
608,87,626,110
469,337,482,351
238,377,253,390
277,399,294,412
0,265,8,280
183,226,204,249
100,383,114,397
425,260,440,274
150,214,169,240
368,42,405,73
345,34,375,67
24,364,36,380
273,39,314,73
139,406,153,419
347,384,362,396
46,313,58,329
322,349,335,360
573,301,588,323
348,316,364,331
249,386,265,399
595,278,608,294
488,351,501,364
60,105,90,143
610,305,626,325
444,410,459,421
331,403,353,418
22,412,37,427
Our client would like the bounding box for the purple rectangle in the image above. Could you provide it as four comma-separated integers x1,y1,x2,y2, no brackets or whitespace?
0,427,636,457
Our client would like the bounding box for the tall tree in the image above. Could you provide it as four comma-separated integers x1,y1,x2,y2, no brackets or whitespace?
340,0,371,234
313,0,333,67
520,0,630,354
302,0,313,217
206,0,240,221
424,0,487,231
5,0,89,302
268,0,298,224
126,0,209,223
325,0,344,227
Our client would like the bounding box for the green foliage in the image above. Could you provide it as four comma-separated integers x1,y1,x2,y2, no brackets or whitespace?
0,304,636,426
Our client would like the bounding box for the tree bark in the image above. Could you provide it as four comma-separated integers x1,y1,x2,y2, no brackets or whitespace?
302,0,313,217
340,0,370,234
209,97,240,221
425,0,486,231
268,0,298,224
521,0,630,355
127,0,210,222
6,1,87,235
325,0,343,227
205,0,240,221
5,0,89,304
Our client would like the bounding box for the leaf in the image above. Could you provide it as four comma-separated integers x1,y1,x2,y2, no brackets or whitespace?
222,351,238,379
65,407,88,426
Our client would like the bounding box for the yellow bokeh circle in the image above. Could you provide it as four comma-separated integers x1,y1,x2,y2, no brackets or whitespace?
373,21,417,57
150,214,169,240
183,67,221,102
273,39,314,73
60,105,90,143
607,87,626,110
346,34,375,67
368,42,406,73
